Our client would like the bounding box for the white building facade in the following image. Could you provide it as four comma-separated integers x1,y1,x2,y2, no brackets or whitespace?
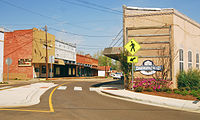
55,40,76,63
0,28,4,82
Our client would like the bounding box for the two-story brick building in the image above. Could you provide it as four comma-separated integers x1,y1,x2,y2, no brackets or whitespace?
3,28,55,79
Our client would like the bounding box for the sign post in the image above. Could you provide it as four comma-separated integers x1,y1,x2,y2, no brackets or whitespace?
49,56,55,79
6,58,12,81
125,39,141,90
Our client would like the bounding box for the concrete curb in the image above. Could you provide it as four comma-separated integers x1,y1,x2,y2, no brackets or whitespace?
100,88,200,112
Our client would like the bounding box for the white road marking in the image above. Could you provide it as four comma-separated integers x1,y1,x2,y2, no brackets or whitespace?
74,87,82,91
89,87,97,91
0,86,12,89
57,86,67,90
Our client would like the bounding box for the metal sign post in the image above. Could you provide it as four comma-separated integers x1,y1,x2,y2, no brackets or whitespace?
125,38,141,90
49,56,54,79
132,62,134,90
6,58,12,81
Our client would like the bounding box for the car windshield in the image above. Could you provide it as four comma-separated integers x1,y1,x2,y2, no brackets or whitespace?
116,73,121,74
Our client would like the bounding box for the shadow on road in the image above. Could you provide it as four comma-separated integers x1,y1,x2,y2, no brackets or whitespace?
91,79,124,89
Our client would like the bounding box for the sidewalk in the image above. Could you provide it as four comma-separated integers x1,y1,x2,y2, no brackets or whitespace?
0,82,56,108
99,85,200,113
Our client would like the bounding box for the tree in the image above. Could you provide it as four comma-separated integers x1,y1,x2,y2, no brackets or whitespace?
119,50,132,89
93,50,118,70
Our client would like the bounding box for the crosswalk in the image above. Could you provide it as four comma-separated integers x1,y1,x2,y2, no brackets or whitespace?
57,86,97,92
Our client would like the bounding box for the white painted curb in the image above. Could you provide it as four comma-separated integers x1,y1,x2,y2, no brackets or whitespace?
101,89,200,112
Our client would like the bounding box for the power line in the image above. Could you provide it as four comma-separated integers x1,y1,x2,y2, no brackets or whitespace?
49,27,114,38
0,0,89,30
73,0,122,14
112,35,123,47
60,0,121,15
117,41,123,47
77,44,106,47
109,29,122,47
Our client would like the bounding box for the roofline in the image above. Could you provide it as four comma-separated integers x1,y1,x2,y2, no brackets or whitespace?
124,6,200,29
55,39,76,48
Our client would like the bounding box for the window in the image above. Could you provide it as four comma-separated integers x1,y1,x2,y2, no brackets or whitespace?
69,67,71,75
56,67,60,75
196,53,199,69
35,68,39,72
188,51,192,69
179,49,184,72
42,66,46,74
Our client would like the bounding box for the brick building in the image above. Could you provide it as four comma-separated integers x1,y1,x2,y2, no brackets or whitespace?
76,54,98,76
3,28,55,79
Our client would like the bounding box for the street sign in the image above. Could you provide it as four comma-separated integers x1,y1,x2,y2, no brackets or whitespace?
49,56,55,63
125,38,141,90
6,58,12,65
5,58,12,81
125,39,141,55
127,56,138,63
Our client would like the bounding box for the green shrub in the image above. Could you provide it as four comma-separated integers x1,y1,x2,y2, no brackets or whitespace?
144,88,153,92
197,96,200,100
162,87,172,92
197,89,200,94
174,90,181,94
179,87,190,91
190,90,199,97
180,91,189,96
179,87,185,91
156,88,162,92
166,91,172,94
177,70,200,90
193,86,199,91
135,87,143,92
0,82,8,84
185,87,191,91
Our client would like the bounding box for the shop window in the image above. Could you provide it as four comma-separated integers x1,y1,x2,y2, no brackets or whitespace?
73,68,75,75
35,68,39,72
196,53,199,69
69,67,71,75
42,66,46,74
188,51,192,69
179,49,184,72
56,67,60,75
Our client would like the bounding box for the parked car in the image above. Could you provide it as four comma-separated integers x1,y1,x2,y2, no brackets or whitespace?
112,72,124,80
110,73,115,77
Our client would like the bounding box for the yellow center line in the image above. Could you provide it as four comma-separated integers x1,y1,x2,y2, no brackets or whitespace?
0,82,70,113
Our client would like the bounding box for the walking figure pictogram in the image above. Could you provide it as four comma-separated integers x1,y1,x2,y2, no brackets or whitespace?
130,41,135,52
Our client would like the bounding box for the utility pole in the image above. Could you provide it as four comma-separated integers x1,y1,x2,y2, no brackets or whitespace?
45,25,48,80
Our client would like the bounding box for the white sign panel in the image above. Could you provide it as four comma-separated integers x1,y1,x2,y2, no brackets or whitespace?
0,28,4,82
135,60,162,76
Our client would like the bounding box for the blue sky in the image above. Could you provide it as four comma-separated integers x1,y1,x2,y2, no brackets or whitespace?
0,0,200,55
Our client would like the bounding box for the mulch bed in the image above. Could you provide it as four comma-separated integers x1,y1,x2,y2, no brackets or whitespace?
141,91,197,101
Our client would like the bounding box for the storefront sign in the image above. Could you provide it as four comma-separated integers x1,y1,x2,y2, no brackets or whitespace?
135,60,162,75
18,59,32,66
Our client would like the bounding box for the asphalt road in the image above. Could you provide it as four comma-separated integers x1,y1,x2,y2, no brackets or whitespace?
0,79,200,120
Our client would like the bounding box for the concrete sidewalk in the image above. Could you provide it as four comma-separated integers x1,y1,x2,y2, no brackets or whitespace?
100,87,200,113
0,82,57,108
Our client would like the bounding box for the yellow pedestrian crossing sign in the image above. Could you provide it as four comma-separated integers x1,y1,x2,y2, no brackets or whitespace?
127,56,138,63
125,39,141,55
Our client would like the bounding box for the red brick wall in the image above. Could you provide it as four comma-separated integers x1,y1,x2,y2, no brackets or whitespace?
3,29,33,79
76,54,98,66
